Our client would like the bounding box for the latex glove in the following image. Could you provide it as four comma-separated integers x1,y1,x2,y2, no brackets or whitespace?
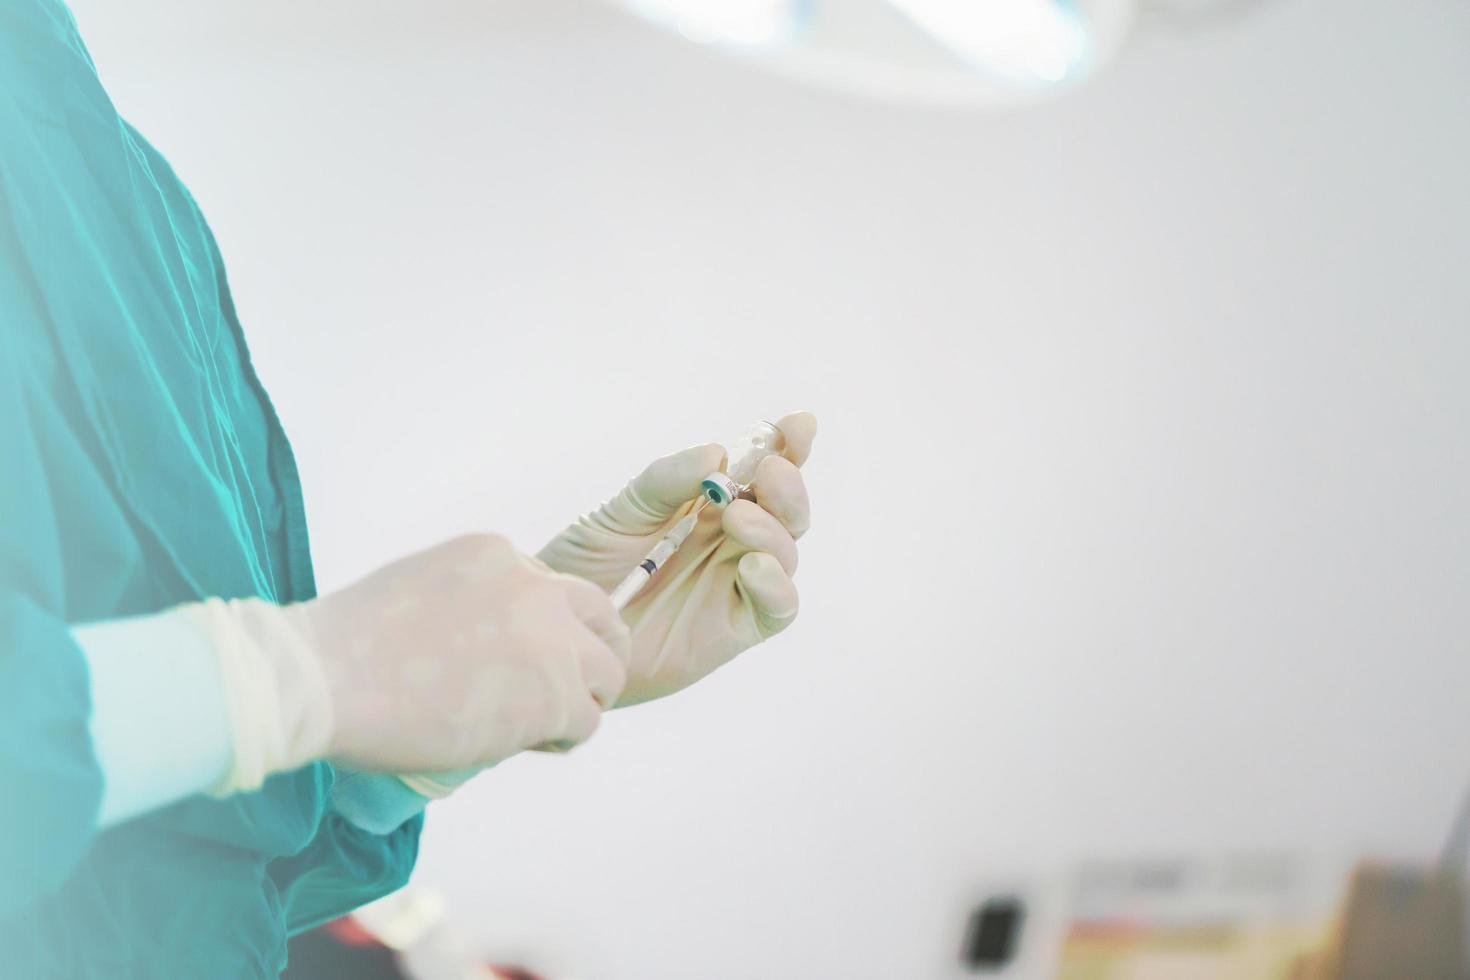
181,533,630,789
539,411,816,705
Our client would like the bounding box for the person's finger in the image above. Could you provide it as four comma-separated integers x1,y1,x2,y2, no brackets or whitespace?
736,551,800,637
532,697,601,754
623,443,726,525
533,659,607,752
573,625,627,710
564,691,604,744
750,454,811,539
555,573,632,666
773,411,817,467
531,740,575,754
722,499,799,575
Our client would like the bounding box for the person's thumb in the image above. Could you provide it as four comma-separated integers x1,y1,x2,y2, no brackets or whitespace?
606,442,726,532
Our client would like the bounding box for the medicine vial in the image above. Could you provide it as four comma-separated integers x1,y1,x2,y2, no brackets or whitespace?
700,421,787,507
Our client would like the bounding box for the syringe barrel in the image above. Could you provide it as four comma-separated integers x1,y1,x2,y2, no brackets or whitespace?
610,566,650,610
646,537,678,567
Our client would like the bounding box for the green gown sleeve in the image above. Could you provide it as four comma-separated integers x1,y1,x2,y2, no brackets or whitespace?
0,594,102,917
0,1,423,969
270,801,424,935
0,248,103,914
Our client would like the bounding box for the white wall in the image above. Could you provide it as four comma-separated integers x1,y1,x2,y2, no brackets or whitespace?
70,1,1470,976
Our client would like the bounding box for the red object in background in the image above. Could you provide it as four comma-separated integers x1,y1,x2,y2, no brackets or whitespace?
323,915,386,947
291,915,551,980
489,968,549,980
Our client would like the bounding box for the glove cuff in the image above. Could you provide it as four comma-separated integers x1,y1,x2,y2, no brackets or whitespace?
177,597,335,796
398,768,481,800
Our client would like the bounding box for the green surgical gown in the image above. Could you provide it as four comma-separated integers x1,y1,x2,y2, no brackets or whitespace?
0,1,422,975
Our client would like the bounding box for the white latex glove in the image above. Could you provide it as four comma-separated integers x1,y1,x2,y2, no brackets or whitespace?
181,533,630,790
539,411,816,706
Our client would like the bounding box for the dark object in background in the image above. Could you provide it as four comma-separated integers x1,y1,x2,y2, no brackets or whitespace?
962,896,1026,971
283,918,402,980
283,917,551,980
1293,864,1466,980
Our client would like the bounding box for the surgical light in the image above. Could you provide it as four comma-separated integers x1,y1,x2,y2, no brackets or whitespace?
601,0,1136,106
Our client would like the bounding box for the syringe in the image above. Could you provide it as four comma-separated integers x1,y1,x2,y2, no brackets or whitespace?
608,420,787,612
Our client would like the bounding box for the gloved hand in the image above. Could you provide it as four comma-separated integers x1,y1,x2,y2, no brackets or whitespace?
538,411,816,706
181,532,630,792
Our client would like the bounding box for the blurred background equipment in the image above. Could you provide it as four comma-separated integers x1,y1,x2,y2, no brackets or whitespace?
1296,865,1465,980
961,855,1466,978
